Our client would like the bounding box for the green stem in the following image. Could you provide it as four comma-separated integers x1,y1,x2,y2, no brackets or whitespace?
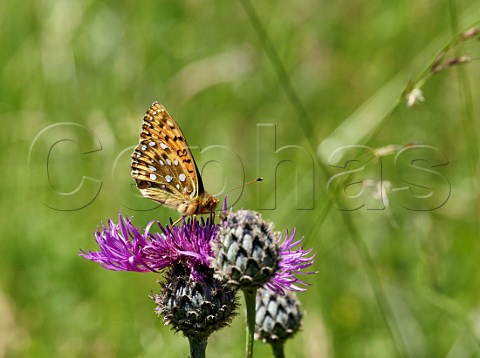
271,341,285,358
244,288,257,358
188,336,208,358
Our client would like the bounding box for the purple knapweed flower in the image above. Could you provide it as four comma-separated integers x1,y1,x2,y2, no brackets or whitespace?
80,213,217,280
80,214,151,272
213,209,316,295
265,229,316,295
144,216,216,280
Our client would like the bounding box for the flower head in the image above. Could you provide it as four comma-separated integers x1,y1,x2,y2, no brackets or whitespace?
405,88,425,107
213,210,279,291
213,209,316,295
265,229,316,295
81,213,217,280
80,213,151,272
153,264,238,339
145,216,216,280
255,287,303,344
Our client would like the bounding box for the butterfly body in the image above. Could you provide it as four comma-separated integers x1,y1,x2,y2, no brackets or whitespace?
131,102,218,215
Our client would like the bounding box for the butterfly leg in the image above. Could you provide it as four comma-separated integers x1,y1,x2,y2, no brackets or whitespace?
190,215,197,238
171,216,184,226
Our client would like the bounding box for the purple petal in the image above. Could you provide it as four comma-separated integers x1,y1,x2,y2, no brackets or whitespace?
81,213,218,281
266,228,316,295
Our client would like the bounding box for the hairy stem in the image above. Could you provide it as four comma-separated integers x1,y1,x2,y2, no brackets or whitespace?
188,336,208,358
271,341,285,358
244,289,257,358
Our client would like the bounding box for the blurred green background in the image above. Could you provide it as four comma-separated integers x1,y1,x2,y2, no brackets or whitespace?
1,1,480,357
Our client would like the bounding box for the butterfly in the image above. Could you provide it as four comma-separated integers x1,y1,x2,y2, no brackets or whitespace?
131,101,219,215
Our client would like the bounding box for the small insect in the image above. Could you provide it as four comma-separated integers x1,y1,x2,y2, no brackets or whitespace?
131,101,219,215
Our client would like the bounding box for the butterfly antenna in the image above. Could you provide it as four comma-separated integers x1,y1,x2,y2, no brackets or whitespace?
221,177,263,196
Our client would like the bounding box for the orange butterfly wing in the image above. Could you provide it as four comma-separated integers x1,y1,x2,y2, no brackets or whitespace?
131,102,218,215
